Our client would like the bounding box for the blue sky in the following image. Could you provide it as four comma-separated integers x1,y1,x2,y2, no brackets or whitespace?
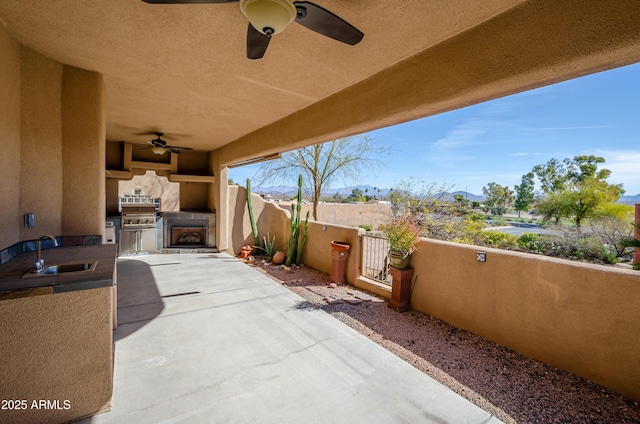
230,62,640,196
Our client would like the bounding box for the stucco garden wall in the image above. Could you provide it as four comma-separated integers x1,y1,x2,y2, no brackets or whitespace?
228,186,362,284
408,238,640,402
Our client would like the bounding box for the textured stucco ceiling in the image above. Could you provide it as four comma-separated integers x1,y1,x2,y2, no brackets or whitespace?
1,0,639,164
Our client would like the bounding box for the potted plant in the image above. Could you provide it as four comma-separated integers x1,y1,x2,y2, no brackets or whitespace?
382,213,422,269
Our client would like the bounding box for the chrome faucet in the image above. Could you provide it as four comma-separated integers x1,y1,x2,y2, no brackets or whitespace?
33,235,58,273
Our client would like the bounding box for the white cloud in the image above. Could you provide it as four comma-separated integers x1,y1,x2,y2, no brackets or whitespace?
529,125,621,131
508,152,541,157
430,122,489,150
593,149,640,194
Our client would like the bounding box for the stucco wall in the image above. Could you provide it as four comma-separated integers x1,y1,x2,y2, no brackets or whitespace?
228,186,362,284
61,65,106,237
408,238,640,402
229,185,289,254
0,24,21,248
293,201,389,230
0,28,106,251
0,287,113,423
299,221,362,284
20,47,63,241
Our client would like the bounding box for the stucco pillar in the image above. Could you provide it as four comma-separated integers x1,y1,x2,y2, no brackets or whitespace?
61,66,106,239
209,154,229,252
20,47,63,241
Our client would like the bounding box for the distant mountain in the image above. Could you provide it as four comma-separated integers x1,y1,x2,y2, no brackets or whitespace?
253,184,486,201
444,191,485,202
618,193,640,205
253,185,297,196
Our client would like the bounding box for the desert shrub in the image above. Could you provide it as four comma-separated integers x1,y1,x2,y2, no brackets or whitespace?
518,233,541,253
359,224,373,232
576,236,619,264
589,213,635,258
475,231,519,249
532,232,618,264
468,213,486,222
491,217,508,226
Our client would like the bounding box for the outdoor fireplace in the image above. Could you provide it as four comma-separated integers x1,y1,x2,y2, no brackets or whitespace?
162,212,216,249
170,227,207,247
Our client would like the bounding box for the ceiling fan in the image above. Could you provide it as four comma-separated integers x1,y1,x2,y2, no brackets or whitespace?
141,0,364,59
141,132,194,155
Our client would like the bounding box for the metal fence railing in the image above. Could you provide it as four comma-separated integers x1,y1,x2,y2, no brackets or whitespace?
360,233,391,285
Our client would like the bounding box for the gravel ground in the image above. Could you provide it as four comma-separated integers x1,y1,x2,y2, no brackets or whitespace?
250,260,640,424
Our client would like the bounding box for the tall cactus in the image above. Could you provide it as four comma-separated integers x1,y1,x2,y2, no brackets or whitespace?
246,178,258,245
286,174,304,266
296,210,310,265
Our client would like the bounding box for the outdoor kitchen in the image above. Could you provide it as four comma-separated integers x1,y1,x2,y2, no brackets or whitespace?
106,192,216,255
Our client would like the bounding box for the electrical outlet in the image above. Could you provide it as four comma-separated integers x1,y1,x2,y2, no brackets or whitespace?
24,213,34,227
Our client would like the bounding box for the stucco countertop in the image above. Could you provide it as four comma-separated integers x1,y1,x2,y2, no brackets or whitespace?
0,244,117,299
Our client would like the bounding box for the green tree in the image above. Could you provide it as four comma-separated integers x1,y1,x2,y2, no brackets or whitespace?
453,194,470,215
532,158,567,193
254,136,386,220
482,182,513,216
514,172,535,218
533,155,624,231
348,188,366,202
536,190,571,224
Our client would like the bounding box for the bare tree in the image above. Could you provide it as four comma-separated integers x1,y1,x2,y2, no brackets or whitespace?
254,136,387,220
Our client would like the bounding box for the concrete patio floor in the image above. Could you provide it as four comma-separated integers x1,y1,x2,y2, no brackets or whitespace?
80,253,501,423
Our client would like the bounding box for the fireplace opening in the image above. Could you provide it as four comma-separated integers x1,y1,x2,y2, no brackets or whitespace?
170,227,207,247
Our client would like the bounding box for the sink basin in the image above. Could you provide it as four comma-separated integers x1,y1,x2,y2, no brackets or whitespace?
42,262,95,274
22,261,97,277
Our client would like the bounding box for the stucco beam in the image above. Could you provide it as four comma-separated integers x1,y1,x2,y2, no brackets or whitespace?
213,0,640,167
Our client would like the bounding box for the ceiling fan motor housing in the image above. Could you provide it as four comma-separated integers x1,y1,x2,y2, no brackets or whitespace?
240,0,296,36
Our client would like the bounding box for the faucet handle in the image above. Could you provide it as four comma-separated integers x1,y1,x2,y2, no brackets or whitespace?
32,259,44,273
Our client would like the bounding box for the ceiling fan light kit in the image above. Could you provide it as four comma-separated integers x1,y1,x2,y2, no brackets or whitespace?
151,146,168,155
142,0,363,59
140,132,193,154
240,0,296,36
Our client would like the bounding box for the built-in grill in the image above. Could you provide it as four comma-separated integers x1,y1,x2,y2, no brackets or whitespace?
121,205,157,228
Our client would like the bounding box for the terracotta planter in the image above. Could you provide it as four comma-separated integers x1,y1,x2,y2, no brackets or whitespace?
272,250,286,265
389,267,413,312
240,246,252,259
389,251,411,269
330,241,350,252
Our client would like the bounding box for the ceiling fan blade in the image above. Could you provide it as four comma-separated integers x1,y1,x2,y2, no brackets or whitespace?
247,23,271,59
165,145,193,151
142,0,238,4
293,2,363,45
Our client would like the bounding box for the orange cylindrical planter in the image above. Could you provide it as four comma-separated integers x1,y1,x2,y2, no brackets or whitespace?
330,241,350,284
389,267,413,312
